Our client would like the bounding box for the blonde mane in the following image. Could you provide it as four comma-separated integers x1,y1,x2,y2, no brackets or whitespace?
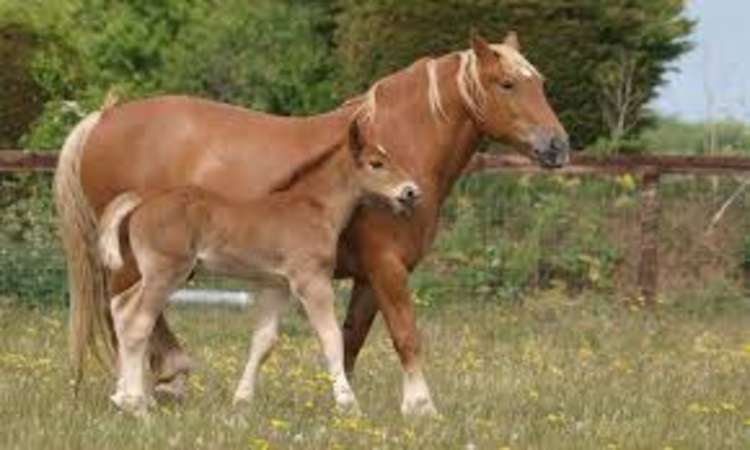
426,59,448,120
354,43,541,126
456,50,488,122
431,44,541,123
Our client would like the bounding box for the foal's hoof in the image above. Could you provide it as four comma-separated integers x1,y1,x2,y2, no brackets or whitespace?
401,397,438,417
335,398,362,416
154,373,187,403
232,392,254,408
110,392,155,418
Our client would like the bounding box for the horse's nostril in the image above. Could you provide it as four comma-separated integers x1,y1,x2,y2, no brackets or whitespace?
551,136,570,152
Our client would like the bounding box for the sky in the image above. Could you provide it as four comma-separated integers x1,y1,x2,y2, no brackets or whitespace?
653,0,750,123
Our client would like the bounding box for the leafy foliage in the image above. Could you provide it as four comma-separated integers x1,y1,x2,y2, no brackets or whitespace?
0,174,65,305
420,174,628,300
336,0,694,149
2,0,694,149
161,0,339,115
0,23,45,148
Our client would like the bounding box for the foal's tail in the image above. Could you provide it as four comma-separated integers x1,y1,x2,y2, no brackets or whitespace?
53,110,111,387
98,192,142,271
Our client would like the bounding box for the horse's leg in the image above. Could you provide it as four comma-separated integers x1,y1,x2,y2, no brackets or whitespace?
150,315,192,401
291,275,359,412
342,281,379,378
233,286,289,405
365,253,436,416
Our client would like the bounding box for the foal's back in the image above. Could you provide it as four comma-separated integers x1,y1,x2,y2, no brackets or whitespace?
128,187,315,277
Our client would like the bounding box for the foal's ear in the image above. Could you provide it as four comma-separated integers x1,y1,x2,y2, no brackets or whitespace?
470,30,496,65
348,120,365,161
504,31,521,51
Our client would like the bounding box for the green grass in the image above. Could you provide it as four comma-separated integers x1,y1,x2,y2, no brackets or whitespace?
1,290,750,449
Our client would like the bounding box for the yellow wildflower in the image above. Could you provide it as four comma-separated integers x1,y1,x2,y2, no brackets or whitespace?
270,418,290,430
249,438,270,450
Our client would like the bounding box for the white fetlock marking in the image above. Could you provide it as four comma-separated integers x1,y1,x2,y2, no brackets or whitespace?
401,370,437,416
333,375,358,409
232,384,254,406
110,392,154,417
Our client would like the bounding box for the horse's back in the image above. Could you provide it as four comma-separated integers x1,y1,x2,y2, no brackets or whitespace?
80,95,354,215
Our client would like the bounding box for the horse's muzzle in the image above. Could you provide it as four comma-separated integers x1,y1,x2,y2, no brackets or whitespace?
535,135,570,169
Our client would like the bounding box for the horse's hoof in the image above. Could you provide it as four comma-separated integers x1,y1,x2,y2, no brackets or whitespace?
154,373,187,403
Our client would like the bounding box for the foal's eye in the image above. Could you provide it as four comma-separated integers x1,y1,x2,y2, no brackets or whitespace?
369,160,384,169
498,80,515,91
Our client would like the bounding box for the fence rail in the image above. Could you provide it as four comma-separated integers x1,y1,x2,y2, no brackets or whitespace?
3,149,750,305
4,149,750,175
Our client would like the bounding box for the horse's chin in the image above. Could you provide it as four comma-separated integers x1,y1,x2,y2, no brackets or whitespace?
539,160,564,169
537,152,569,169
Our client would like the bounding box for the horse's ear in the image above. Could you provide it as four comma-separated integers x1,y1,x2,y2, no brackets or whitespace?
348,120,365,161
504,31,521,51
470,30,496,65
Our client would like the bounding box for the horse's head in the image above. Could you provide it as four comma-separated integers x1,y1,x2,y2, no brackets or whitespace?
467,32,570,168
348,121,421,215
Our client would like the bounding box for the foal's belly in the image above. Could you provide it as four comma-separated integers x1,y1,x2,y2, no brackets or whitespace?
195,248,288,290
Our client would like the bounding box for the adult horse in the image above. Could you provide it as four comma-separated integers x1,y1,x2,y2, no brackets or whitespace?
55,32,569,415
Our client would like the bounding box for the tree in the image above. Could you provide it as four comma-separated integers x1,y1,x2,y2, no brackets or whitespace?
0,23,44,148
2,0,693,150
161,0,339,115
0,0,81,148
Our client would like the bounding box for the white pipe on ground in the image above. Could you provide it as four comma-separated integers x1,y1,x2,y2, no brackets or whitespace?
168,289,253,307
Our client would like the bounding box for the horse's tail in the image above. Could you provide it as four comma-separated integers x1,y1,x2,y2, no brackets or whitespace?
98,192,142,271
53,110,113,387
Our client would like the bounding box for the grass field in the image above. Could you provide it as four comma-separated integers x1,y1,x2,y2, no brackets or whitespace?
1,290,749,449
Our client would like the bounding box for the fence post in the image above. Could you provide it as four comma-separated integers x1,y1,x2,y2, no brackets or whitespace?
638,169,661,305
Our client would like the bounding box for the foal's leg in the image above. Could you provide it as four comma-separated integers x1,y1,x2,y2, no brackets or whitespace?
110,280,155,415
291,274,358,411
110,245,192,400
109,281,142,408
233,286,289,405
110,256,190,416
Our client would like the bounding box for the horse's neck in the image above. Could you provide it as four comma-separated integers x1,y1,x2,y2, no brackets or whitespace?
374,54,481,203
283,148,361,231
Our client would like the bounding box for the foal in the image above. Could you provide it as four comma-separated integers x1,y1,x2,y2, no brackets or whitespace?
98,122,420,415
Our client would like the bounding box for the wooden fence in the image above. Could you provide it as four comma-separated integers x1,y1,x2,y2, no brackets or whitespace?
3,149,750,304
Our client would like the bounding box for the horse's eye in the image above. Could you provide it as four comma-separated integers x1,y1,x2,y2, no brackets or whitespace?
499,80,514,91
370,160,384,169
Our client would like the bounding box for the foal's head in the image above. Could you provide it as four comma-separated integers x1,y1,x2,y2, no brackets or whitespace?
466,32,570,168
347,121,421,214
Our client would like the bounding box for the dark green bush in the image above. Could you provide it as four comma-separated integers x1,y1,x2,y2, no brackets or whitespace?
0,174,66,306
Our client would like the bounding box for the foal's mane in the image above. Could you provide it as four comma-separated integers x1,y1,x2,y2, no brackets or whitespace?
269,127,353,193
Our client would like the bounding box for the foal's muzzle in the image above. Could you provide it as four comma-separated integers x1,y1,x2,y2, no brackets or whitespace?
395,182,422,212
